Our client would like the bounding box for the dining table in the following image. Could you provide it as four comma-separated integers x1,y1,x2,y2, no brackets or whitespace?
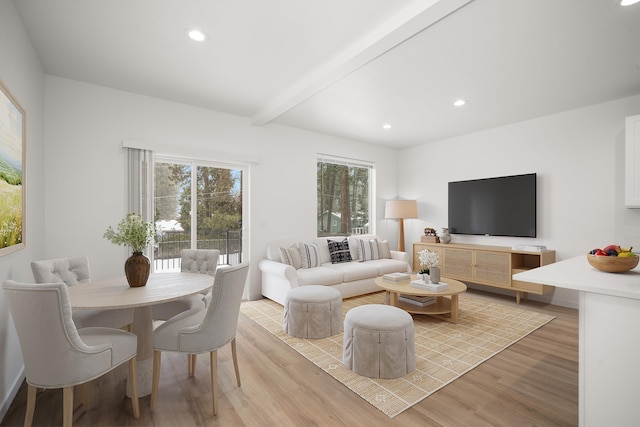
67,272,214,396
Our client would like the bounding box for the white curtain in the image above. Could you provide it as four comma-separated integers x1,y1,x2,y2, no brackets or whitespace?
127,147,155,264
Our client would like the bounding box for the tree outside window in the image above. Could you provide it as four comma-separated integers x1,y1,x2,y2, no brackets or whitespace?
317,156,372,237
154,158,243,271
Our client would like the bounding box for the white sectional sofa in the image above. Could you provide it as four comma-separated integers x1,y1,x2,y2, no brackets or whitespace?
259,235,411,305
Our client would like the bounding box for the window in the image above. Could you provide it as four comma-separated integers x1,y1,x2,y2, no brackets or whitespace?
317,154,374,237
154,156,245,272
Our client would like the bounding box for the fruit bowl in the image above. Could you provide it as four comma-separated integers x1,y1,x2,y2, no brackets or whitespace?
587,254,639,273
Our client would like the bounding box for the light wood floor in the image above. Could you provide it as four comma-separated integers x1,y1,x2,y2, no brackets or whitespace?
1,289,578,427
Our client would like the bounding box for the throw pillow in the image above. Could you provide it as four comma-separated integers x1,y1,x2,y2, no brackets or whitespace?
356,238,380,262
377,239,391,259
280,245,302,269
327,238,352,264
299,242,322,268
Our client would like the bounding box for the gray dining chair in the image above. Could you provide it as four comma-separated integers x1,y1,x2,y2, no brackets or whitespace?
151,249,220,321
31,255,135,330
151,249,220,375
150,263,249,416
3,280,140,427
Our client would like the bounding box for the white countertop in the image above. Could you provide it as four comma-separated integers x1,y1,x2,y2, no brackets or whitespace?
513,255,640,300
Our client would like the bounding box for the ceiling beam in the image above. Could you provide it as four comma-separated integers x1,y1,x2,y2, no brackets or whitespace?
250,0,475,126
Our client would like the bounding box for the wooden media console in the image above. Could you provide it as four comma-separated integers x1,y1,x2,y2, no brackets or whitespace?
413,242,555,303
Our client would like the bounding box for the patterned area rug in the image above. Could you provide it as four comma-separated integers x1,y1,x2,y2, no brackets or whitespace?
240,292,555,418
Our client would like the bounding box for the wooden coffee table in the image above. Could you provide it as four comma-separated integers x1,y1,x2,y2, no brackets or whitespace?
375,275,467,323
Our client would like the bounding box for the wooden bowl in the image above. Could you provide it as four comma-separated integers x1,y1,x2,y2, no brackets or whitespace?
587,254,639,273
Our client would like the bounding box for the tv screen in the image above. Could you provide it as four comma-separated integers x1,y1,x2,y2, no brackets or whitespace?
448,173,537,238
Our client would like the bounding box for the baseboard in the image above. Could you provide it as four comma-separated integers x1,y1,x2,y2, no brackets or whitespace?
0,367,24,423
465,282,579,309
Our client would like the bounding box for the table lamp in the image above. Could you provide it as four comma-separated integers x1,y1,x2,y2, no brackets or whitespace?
385,200,418,252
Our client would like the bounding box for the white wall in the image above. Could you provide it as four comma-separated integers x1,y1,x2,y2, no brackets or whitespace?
0,1,46,421
398,94,640,308
43,76,400,301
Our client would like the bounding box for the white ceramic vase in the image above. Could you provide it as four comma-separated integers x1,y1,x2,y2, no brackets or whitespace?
430,266,441,284
440,228,451,244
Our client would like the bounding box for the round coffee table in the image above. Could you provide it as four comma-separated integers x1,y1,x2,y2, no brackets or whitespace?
375,275,467,323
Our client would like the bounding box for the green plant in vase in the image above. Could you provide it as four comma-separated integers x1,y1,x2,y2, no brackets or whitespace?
104,213,155,287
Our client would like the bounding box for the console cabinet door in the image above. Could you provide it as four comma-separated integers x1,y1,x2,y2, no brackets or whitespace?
443,248,473,280
474,251,510,286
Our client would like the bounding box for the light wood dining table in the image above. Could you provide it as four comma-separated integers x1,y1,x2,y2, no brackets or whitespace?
67,272,214,396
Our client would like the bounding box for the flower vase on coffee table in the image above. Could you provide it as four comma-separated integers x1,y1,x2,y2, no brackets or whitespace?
430,266,440,284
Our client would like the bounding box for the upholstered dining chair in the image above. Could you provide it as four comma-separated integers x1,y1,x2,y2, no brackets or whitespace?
3,280,140,427
150,262,249,416
31,255,134,330
151,249,220,322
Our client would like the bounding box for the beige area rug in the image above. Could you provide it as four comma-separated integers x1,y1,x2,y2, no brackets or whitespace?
240,292,555,418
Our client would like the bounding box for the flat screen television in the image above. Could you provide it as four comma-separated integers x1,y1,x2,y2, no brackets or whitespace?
448,173,537,238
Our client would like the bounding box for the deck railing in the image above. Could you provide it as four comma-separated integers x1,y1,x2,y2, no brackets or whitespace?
153,228,242,272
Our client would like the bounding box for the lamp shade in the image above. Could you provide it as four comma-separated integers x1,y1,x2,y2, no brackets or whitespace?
385,200,418,219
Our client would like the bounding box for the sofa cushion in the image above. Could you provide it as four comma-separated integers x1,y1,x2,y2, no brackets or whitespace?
299,242,322,268
296,267,344,286
314,237,339,264
324,261,378,281
364,258,410,275
347,234,377,260
377,240,391,259
354,238,380,261
280,245,302,269
327,238,352,264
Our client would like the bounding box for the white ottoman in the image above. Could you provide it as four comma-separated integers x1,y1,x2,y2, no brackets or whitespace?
283,286,343,339
343,304,415,379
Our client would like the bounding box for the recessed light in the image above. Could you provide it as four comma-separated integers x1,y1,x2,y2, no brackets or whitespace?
453,99,466,107
186,28,207,42
621,0,640,6
382,124,392,130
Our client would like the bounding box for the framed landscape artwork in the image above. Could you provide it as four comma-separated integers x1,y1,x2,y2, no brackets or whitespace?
0,80,25,256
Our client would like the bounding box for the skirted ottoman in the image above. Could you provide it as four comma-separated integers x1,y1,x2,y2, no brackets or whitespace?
343,304,415,379
283,285,343,339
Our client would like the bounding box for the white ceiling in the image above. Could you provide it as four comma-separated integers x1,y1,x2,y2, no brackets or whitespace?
13,0,640,149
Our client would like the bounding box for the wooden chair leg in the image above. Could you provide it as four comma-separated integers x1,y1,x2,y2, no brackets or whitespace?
62,386,73,427
150,350,161,411
210,350,218,416
188,354,197,377
24,384,37,427
129,356,140,419
79,382,89,410
231,338,241,387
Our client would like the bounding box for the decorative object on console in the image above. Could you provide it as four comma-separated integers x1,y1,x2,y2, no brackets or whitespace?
104,212,155,287
421,227,440,243
385,199,418,251
512,244,546,252
440,228,451,244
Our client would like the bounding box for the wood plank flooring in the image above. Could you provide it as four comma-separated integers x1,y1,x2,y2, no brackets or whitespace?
1,289,578,427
